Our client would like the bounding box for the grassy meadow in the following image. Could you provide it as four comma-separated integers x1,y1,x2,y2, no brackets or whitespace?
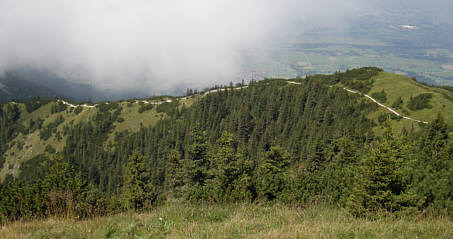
364,72,453,136
1,201,452,239
0,95,202,181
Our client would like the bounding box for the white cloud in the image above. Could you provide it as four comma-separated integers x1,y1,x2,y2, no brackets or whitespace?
1,0,446,94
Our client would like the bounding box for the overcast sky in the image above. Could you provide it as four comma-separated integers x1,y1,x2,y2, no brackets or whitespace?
0,0,450,93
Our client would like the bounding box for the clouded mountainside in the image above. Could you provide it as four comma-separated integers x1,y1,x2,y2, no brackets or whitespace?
0,68,149,103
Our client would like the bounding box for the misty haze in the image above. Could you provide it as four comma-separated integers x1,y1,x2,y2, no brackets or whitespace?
1,0,452,101
1,1,453,238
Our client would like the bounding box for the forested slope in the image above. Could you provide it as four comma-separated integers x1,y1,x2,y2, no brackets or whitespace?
0,67,452,223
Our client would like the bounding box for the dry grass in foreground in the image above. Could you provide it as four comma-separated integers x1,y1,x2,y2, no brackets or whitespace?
1,201,452,239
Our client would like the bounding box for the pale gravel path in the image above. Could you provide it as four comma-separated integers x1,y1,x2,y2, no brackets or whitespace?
203,86,248,95
57,86,249,109
286,81,428,124
341,87,428,124
50,82,430,124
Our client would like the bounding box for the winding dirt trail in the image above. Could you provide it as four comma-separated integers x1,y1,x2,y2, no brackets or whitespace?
58,81,426,124
59,100,96,108
203,86,248,95
57,86,249,109
58,98,174,109
286,80,428,124
341,87,428,124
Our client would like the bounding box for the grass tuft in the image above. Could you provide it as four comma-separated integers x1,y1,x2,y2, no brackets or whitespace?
1,201,451,239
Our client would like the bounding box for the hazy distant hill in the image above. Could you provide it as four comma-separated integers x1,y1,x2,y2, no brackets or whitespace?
0,71,57,102
0,68,149,102
0,67,452,238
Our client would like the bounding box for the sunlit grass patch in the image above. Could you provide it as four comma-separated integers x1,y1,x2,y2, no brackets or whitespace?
2,202,452,239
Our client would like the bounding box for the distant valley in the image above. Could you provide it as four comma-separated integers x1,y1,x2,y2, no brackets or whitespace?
0,67,149,103
240,9,453,86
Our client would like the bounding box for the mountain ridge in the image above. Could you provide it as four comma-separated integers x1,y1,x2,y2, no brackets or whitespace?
1,67,452,183
0,67,452,232
0,67,150,103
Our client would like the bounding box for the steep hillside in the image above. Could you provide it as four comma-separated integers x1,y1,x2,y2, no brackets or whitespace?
366,72,453,133
0,68,451,225
0,67,150,102
0,72,57,102
1,68,452,183
0,96,200,181
306,67,453,135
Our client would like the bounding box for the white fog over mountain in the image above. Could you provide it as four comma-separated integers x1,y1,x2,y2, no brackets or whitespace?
0,0,452,97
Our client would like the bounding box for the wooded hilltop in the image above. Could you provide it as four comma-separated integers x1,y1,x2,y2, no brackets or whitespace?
0,67,452,224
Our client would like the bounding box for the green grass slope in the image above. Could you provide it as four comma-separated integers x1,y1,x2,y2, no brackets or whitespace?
0,103,97,181
2,69,452,181
0,96,199,182
365,72,453,135
1,202,452,239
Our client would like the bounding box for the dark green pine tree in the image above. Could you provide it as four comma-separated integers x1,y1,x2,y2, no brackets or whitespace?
409,113,453,213
307,138,325,171
420,113,450,162
346,125,414,216
184,127,209,187
40,156,104,218
206,131,253,202
122,151,156,210
164,149,184,197
322,135,360,203
255,146,291,201
181,127,210,201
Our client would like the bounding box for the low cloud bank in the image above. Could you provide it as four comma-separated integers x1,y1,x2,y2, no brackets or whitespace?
0,0,448,94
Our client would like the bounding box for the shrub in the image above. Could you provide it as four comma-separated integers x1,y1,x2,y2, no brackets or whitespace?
45,145,56,154
51,101,68,114
255,146,291,201
378,113,401,123
25,96,51,113
407,93,432,111
156,101,179,115
371,90,387,103
391,97,403,109
73,106,83,115
138,104,153,114
346,130,415,216
0,155,4,169
122,152,157,210
39,115,65,140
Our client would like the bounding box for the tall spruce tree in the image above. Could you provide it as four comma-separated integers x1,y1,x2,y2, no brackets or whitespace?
322,135,359,203
409,114,453,213
164,149,184,197
255,146,291,201
346,125,414,215
206,131,253,202
122,151,156,210
182,127,210,200
184,127,209,186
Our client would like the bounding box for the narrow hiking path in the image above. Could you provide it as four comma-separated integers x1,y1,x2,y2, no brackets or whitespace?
203,86,248,95
54,81,428,124
341,87,429,124
56,85,249,109
58,99,173,109
286,80,428,124
59,100,96,108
